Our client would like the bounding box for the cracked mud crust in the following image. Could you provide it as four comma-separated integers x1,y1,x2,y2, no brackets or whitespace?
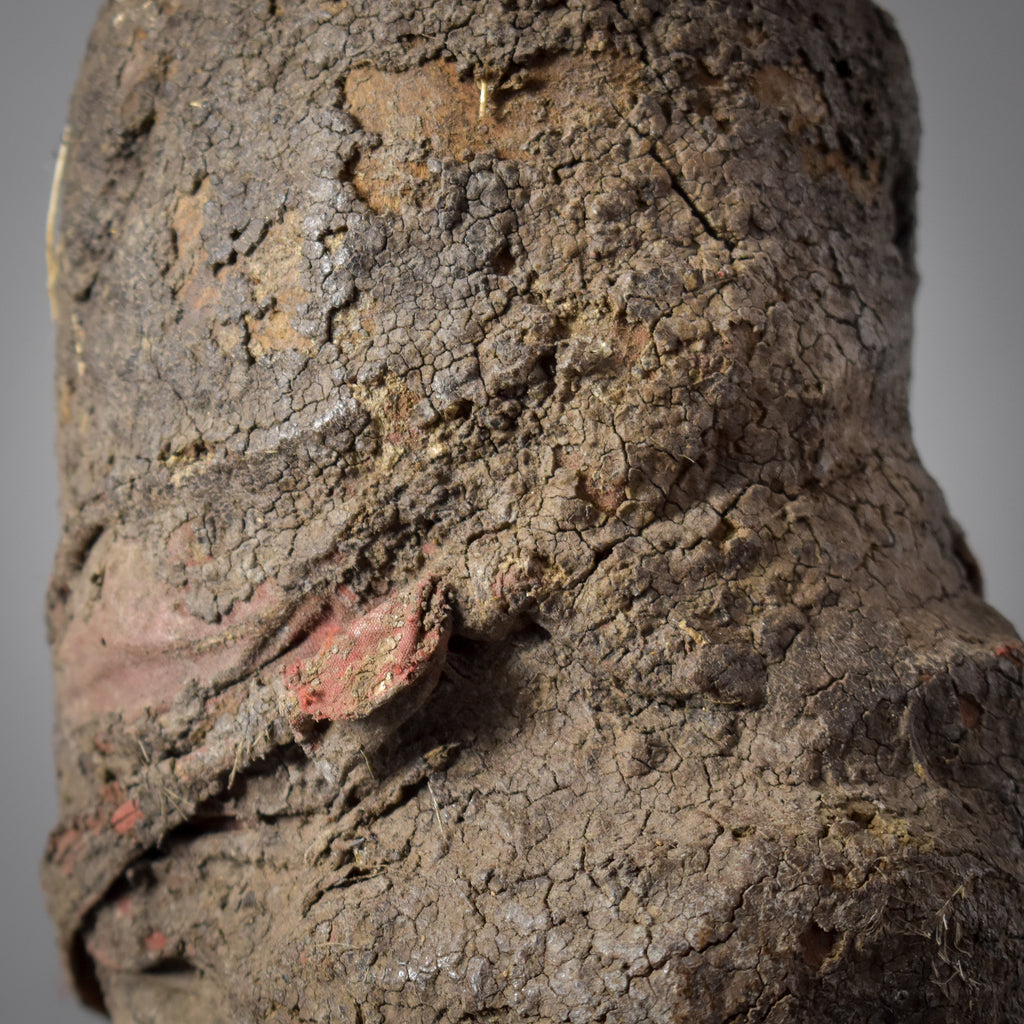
43,0,1024,1021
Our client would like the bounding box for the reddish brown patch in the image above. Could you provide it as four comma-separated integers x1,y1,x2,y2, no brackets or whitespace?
204,684,248,721
165,521,213,567
557,442,627,517
170,180,208,259
609,321,652,369
47,787,129,875
144,931,168,954
958,694,982,730
490,566,534,611
575,474,625,516
285,576,450,724
170,182,227,346
351,371,428,453
99,781,128,810
995,643,1023,667
384,377,424,427
111,799,144,834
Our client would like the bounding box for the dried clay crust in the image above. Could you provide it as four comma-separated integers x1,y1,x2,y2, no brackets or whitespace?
43,1,1024,1021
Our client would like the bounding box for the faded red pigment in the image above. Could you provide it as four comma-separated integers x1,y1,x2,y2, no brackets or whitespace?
110,800,143,835
285,577,452,723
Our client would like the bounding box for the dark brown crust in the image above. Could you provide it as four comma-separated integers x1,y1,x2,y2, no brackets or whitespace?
44,1,1024,1020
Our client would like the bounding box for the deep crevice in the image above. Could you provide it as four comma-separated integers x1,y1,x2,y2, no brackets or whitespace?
66,522,106,573
656,154,736,252
141,956,200,977
158,811,248,846
69,931,107,1014
591,5,736,254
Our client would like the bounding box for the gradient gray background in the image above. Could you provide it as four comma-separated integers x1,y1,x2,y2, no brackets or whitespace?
1,2,1020,1020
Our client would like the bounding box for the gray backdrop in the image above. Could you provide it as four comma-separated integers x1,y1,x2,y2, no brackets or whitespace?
1,2,1019,1021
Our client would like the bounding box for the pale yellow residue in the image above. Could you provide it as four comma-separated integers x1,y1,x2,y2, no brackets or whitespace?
477,77,493,121
678,619,707,647
46,127,69,322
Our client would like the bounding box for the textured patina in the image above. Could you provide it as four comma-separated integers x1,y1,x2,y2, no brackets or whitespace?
44,1,1024,1021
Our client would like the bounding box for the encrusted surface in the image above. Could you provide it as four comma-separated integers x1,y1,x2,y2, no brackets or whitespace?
43,0,1024,1020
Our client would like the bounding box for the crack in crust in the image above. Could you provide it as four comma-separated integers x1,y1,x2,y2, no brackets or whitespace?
43,0,1023,1020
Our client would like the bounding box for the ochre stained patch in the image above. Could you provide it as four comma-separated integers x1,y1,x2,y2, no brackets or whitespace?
171,181,207,253
171,185,315,357
170,181,219,321
243,210,314,357
563,319,654,377
350,370,430,464
171,182,244,354
751,64,827,132
343,55,645,213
